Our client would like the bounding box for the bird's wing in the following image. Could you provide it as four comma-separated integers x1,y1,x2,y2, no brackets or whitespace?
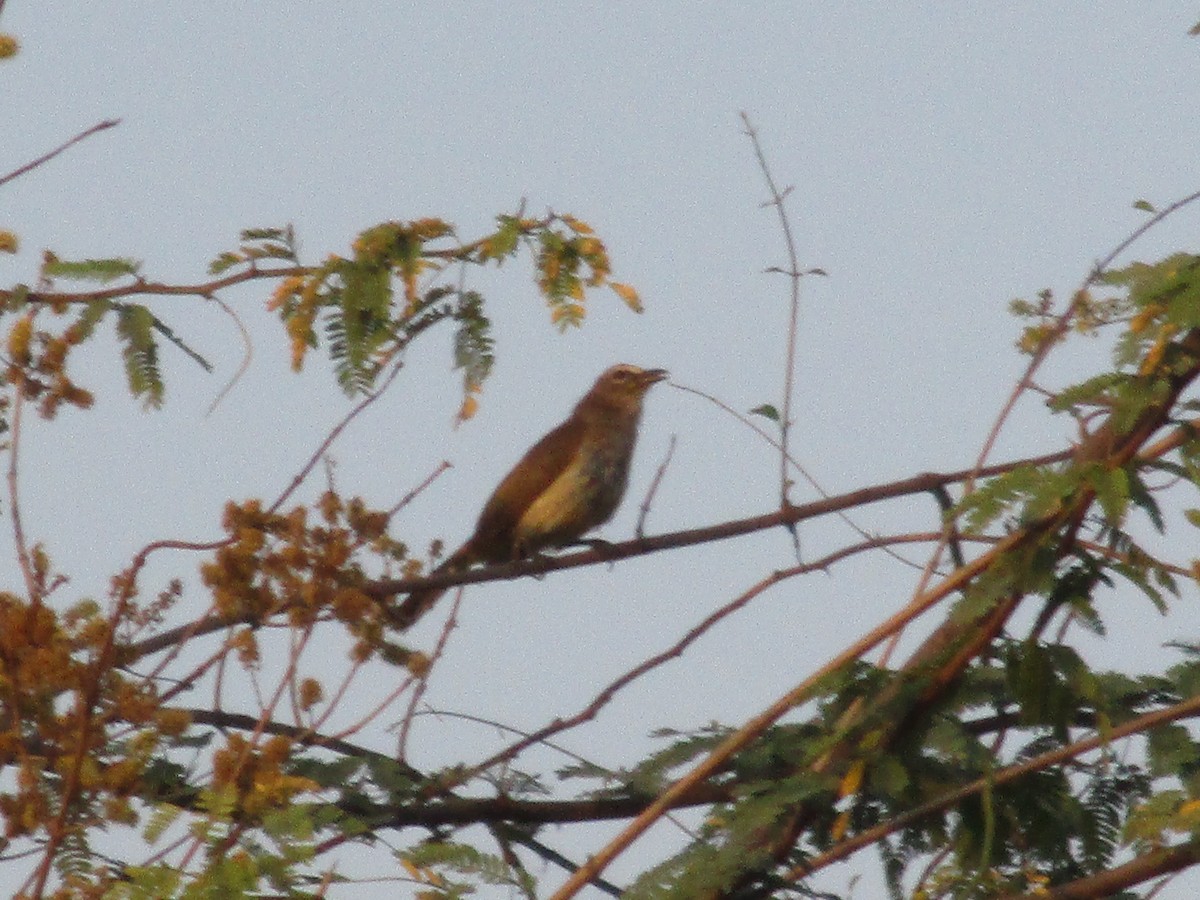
470,416,585,561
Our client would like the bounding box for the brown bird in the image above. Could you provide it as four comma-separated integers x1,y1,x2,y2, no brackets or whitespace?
391,363,669,629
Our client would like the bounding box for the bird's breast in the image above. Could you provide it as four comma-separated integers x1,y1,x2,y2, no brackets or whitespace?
513,424,637,554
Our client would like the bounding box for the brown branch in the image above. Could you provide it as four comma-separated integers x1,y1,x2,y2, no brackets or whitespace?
547,530,1023,899
424,531,949,802
0,118,120,188
1005,841,1200,899
1,213,564,310
796,690,1200,882
179,707,409,768
4,264,311,308
388,460,452,518
716,332,1200,898
382,784,729,829
968,185,1200,488
122,449,1071,662
368,449,1072,601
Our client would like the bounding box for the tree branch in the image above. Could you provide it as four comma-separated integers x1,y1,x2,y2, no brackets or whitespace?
0,118,120,188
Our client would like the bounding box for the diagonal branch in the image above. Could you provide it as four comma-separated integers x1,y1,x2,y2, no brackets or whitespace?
0,118,120,188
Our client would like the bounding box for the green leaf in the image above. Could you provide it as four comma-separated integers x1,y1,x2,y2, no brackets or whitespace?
749,404,779,422
41,255,140,283
115,304,164,409
1047,372,1125,413
1127,469,1165,532
327,259,391,394
71,299,112,342
207,250,242,275
4,283,29,311
452,290,494,392
1133,199,1156,213
484,214,523,261
1084,463,1129,525
142,803,183,844
240,227,287,242
1148,724,1198,777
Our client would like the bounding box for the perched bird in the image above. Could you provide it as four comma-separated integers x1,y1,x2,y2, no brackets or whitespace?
391,363,669,629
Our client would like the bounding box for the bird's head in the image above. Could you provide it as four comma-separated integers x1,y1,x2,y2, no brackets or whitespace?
578,364,669,417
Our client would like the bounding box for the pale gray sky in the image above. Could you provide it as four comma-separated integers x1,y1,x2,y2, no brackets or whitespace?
4,5,1200,897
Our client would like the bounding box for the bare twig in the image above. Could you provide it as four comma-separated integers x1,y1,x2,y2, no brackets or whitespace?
204,294,253,416
397,588,463,760
636,433,675,539
389,460,452,518
740,112,806,524
0,118,120,188
416,707,600,769
673,380,933,573
427,531,948,802
269,358,407,514
7,379,38,604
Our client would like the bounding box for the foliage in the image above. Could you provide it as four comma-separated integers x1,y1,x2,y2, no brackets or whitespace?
9,88,1200,900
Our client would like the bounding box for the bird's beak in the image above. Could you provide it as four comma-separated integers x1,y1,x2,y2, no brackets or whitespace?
641,368,669,386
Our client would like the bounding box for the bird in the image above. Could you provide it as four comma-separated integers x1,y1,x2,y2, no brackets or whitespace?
390,363,669,629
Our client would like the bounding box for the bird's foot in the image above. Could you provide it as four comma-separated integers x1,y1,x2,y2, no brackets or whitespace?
574,537,615,552
514,550,554,579
570,538,621,568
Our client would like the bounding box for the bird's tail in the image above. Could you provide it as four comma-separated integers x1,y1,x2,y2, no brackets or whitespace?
387,542,474,630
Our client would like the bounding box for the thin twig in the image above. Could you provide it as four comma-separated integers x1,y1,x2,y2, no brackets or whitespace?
397,589,463,760
389,460,452,517
740,112,805,522
967,188,1200,503
0,118,121,188
417,706,705,842
416,707,607,770
673,381,931,572
636,434,675,539
7,378,38,604
426,531,948,801
268,358,406,514
205,294,253,416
